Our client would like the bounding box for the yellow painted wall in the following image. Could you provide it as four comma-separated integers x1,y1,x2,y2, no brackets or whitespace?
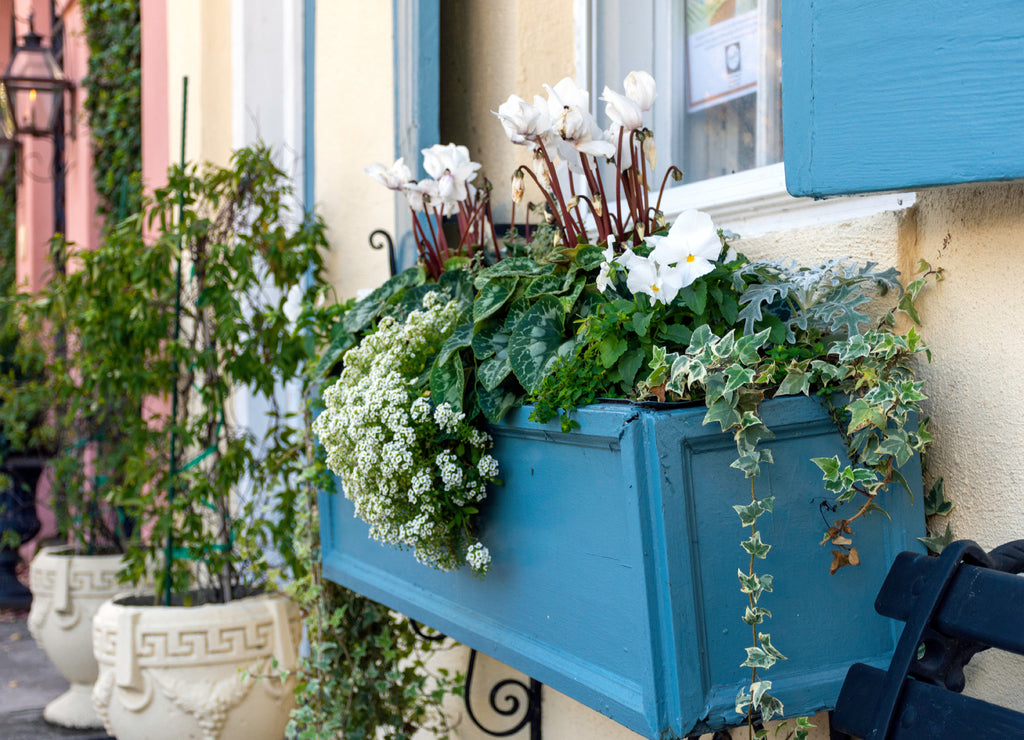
314,2,395,299
165,0,233,169
440,0,576,222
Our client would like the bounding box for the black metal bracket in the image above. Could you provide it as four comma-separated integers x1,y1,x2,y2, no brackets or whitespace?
409,622,543,739
465,648,543,740
369,228,398,278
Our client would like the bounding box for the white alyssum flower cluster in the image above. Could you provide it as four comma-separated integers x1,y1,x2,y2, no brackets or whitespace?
313,293,499,576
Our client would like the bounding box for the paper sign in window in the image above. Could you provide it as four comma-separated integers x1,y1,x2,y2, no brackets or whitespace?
686,1,759,113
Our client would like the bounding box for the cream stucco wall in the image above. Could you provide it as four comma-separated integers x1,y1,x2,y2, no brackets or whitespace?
313,1,395,299
440,0,576,222
164,0,233,169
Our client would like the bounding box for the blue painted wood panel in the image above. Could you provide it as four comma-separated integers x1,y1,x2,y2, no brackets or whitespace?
320,398,925,737
782,2,1024,196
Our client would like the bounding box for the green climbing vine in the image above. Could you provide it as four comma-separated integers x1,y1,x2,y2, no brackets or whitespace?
79,0,141,217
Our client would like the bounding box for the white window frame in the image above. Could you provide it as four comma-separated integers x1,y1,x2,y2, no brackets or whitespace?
574,0,914,239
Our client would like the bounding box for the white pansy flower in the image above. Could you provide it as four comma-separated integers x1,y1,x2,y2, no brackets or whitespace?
646,209,721,287
365,158,413,190
596,237,617,293
619,248,685,305
623,70,657,111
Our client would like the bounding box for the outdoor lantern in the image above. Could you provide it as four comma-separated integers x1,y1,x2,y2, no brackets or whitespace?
0,18,70,138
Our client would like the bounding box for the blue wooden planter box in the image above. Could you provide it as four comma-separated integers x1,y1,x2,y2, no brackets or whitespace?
320,396,925,737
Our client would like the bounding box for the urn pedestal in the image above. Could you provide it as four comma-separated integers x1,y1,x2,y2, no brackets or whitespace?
28,546,125,728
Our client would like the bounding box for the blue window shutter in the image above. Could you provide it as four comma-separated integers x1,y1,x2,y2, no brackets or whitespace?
393,0,440,271
782,2,1024,197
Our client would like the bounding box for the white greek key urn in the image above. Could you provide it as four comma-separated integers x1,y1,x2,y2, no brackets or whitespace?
28,546,125,728
91,591,301,740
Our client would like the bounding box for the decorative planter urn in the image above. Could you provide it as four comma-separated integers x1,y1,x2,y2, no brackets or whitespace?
320,397,926,738
27,546,124,728
0,456,45,610
91,591,301,740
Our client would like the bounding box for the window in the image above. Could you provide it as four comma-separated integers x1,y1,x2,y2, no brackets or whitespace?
581,0,911,235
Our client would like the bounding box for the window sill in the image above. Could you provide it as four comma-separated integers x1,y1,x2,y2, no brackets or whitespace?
655,163,916,239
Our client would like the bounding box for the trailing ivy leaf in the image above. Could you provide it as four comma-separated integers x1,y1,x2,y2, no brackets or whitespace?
724,364,756,393
924,477,953,517
813,456,841,481
430,354,465,412
704,398,742,431
477,385,519,424
741,646,777,670
919,523,954,554
775,367,811,397
734,500,771,528
742,531,772,559
758,633,786,660
474,277,518,323
477,355,512,391
742,606,772,626
508,295,566,392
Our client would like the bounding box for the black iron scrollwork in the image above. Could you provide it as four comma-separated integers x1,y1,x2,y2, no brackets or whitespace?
369,228,398,278
464,648,542,740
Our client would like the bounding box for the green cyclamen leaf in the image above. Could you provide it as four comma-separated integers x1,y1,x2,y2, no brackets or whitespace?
474,278,518,323
477,384,519,424
437,322,473,366
524,274,566,298
507,295,566,392
477,354,512,391
430,355,464,412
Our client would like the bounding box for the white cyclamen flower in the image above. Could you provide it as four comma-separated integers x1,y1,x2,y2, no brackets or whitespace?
623,70,657,111
365,158,413,190
601,87,644,131
494,94,553,149
544,77,616,168
645,209,722,287
403,178,438,212
422,143,481,205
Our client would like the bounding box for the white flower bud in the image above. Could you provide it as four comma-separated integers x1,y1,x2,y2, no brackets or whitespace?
624,70,657,111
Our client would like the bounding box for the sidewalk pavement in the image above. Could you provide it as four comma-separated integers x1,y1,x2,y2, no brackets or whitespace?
0,610,113,740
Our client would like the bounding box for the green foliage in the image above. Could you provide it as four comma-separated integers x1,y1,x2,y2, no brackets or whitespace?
80,0,142,217
0,173,15,293
36,143,333,590
286,428,456,739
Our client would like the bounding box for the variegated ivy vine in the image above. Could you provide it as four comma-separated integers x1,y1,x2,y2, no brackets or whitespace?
640,261,941,735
